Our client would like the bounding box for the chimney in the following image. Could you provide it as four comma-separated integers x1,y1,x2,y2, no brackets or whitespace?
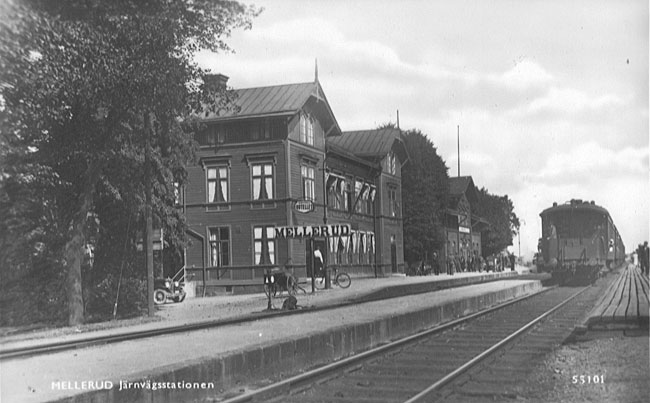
204,73,229,92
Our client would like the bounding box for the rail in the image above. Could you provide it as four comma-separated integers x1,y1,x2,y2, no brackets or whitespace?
218,285,592,403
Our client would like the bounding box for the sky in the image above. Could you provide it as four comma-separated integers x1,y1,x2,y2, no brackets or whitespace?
196,0,649,259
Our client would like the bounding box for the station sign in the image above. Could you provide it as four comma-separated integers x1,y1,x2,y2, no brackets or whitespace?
459,226,471,234
294,199,314,213
274,224,351,239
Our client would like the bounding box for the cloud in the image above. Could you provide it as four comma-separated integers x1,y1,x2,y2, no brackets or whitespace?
496,59,554,90
526,87,625,115
531,142,647,185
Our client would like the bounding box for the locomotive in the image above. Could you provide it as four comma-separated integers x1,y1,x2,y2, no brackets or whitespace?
537,199,625,285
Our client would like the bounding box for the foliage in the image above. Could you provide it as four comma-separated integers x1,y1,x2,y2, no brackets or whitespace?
401,129,449,265
0,0,258,326
473,187,520,257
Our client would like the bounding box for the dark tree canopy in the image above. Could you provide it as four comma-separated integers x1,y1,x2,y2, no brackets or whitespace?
401,129,449,265
473,187,520,257
0,0,258,325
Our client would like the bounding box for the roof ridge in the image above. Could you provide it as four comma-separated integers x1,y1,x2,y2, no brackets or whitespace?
235,81,315,91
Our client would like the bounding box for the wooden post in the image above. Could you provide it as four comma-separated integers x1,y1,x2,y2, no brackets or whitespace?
144,113,154,316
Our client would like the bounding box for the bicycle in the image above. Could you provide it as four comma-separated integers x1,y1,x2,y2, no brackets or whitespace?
314,265,351,290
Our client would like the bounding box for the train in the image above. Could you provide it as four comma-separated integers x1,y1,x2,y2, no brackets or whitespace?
537,199,625,285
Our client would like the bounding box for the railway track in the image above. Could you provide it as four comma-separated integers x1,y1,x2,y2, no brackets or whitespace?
215,284,603,403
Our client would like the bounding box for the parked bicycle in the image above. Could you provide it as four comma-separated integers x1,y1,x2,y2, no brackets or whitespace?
314,265,351,289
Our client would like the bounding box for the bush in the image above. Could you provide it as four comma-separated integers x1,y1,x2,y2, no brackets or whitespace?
85,273,147,322
0,260,67,327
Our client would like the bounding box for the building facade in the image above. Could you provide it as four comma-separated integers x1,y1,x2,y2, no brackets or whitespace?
444,176,489,269
181,75,406,295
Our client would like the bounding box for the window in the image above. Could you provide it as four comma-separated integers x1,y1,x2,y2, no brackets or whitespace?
253,226,275,265
328,185,341,209
252,163,274,200
299,113,314,146
388,187,398,217
216,127,227,144
209,227,230,267
252,120,273,141
326,174,344,210
387,151,396,175
301,165,315,201
354,180,364,213
343,180,351,212
307,116,314,145
207,166,229,203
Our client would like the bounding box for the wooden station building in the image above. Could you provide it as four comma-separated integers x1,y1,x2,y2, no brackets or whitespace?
181,74,407,295
444,176,489,264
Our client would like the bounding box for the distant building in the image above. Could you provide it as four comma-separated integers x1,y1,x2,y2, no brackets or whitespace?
444,176,489,264
181,75,406,295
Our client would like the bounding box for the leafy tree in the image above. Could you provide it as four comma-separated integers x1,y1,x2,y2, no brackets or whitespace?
0,0,258,325
473,188,520,257
401,129,449,265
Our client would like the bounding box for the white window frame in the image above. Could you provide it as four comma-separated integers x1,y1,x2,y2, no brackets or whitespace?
209,227,230,267
388,187,398,217
253,225,276,265
207,165,229,203
388,151,396,175
251,162,274,200
302,165,315,201
299,113,314,146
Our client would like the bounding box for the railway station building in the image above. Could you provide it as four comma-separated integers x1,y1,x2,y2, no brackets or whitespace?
180,74,406,295
444,176,489,268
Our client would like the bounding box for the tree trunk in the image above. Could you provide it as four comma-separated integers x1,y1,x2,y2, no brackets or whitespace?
64,163,99,326
64,217,86,326
64,171,96,326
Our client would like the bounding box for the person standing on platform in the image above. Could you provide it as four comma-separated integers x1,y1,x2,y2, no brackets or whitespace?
314,245,324,277
432,252,440,275
509,253,516,271
641,241,650,276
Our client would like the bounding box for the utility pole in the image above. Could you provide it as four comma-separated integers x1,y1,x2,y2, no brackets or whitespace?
144,112,154,317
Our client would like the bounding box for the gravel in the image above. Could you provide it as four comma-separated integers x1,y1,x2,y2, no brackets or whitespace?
520,329,649,403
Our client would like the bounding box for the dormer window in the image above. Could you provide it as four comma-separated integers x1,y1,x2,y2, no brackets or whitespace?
387,151,396,175
300,113,314,146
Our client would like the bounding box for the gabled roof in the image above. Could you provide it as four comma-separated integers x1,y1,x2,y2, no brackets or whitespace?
328,127,408,162
202,81,341,136
448,176,478,205
449,176,474,196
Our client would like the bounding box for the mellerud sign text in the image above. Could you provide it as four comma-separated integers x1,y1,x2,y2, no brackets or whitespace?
274,224,351,239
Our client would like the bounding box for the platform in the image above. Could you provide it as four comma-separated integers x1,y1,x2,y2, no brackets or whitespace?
0,269,541,403
584,263,649,330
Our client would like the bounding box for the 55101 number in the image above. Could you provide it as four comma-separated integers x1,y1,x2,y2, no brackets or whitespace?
572,375,604,384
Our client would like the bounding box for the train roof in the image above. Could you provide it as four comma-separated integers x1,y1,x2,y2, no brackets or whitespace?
540,199,610,217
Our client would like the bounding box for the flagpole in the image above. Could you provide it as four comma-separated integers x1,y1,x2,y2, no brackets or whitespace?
457,125,460,177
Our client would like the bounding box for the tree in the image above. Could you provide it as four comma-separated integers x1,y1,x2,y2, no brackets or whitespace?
401,129,450,265
473,188,520,257
0,0,258,325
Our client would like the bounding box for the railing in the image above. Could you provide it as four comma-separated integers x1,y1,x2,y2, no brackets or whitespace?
172,266,185,283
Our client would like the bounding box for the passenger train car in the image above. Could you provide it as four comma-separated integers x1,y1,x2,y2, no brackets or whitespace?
537,199,625,285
